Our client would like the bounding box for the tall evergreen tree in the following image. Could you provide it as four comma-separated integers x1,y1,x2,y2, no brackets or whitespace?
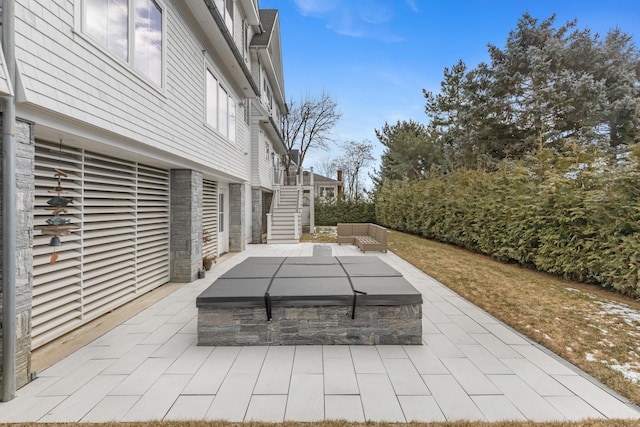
374,120,442,182
421,13,639,170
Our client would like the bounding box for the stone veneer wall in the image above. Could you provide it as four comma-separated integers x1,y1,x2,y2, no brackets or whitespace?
170,169,202,282
251,187,262,244
229,183,245,251
0,118,35,391
198,304,422,345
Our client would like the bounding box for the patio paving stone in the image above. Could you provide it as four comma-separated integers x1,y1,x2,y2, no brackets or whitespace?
1,242,638,423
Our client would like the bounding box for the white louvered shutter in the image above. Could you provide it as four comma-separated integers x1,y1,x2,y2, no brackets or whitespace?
32,141,170,349
202,179,218,259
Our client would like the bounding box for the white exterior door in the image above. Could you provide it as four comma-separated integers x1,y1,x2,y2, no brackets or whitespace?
218,185,229,254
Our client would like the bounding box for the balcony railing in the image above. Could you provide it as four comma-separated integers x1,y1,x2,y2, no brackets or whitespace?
273,167,315,187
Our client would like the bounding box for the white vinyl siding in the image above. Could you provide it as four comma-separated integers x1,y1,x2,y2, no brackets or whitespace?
251,128,276,189
17,1,248,182
228,97,236,143
202,179,218,259
32,141,170,349
219,86,228,138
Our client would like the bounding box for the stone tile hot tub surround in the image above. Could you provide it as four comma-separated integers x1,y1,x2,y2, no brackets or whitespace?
196,256,423,345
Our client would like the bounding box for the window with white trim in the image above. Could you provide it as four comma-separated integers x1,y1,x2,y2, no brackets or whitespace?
206,70,218,128
214,0,233,32
319,186,336,200
206,68,237,143
84,0,163,86
218,193,225,233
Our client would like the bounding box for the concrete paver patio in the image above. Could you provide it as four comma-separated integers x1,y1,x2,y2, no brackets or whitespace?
1,243,639,422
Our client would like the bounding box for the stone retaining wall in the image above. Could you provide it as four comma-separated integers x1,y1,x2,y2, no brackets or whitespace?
197,303,422,345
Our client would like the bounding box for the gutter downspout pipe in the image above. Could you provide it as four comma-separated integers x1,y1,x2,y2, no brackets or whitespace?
1,0,17,402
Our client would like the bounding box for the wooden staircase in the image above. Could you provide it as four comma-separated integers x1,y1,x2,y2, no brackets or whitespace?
267,186,302,244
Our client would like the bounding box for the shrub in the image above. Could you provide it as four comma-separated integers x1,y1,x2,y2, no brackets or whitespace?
315,197,376,226
376,167,640,296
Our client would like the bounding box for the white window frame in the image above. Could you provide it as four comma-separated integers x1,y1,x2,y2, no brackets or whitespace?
80,0,166,88
206,69,218,129
319,186,336,200
205,66,237,144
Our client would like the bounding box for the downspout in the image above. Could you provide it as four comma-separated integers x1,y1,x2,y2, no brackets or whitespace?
1,0,16,402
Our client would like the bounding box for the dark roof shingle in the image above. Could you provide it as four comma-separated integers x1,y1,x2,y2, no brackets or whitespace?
251,9,277,47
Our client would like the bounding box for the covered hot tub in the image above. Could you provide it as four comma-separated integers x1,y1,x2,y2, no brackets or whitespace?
196,256,422,345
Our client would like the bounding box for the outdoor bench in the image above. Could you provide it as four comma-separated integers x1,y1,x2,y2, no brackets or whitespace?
337,223,388,253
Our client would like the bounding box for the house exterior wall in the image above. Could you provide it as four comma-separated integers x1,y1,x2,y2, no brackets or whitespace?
250,127,278,189
14,1,247,181
0,0,288,394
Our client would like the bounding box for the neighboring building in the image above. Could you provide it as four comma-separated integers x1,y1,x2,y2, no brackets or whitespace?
300,169,342,230
310,170,342,201
0,0,286,394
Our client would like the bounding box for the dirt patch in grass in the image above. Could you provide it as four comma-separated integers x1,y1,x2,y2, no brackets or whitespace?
301,226,338,243
387,230,640,407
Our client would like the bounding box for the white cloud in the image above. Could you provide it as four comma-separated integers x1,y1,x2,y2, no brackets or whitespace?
292,0,404,43
405,0,420,13
293,0,340,16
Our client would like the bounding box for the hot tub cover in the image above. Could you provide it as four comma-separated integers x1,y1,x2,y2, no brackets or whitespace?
196,256,422,308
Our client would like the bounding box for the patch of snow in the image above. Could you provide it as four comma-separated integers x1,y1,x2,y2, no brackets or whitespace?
586,353,597,362
544,334,552,340
596,301,640,329
566,347,573,352
609,363,640,384
597,339,615,348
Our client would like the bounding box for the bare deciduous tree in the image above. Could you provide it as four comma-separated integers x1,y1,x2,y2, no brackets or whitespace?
315,157,340,180
281,92,341,180
338,140,375,200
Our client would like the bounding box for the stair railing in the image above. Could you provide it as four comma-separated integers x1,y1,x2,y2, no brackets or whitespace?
294,184,302,240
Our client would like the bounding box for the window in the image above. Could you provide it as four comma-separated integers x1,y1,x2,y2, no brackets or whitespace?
206,68,236,143
319,186,336,200
218,193,225,233
214,0,233,32
84,0,163,86
225,0,234,32
134,0,163,85
242,21,249,60
85,0,128,61
206,70,218,128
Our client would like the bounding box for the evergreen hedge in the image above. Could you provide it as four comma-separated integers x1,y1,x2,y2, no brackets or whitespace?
314,197,376,226
375,167,640,296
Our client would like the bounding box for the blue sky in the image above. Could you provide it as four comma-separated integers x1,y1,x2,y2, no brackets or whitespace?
259,0,640,183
